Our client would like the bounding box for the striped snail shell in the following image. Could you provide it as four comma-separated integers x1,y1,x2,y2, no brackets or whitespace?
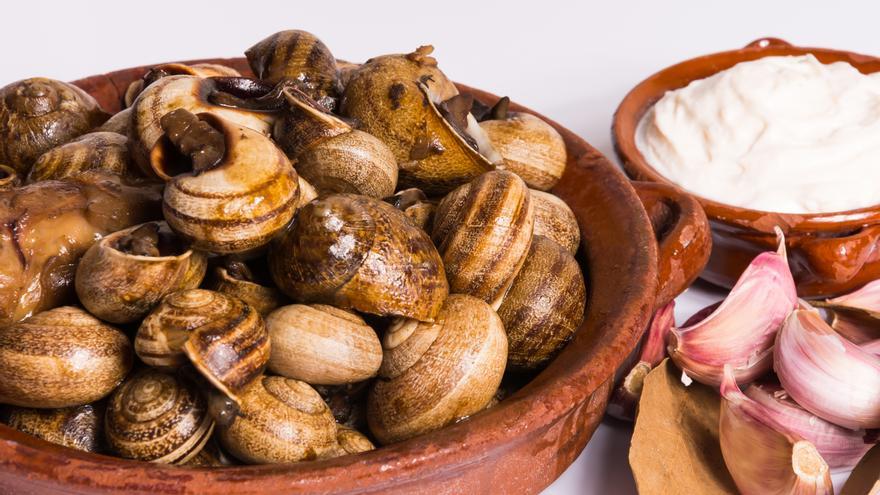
75,221,207,324
218,376,338,464
367,294,508,444
27,132,135,183
531,190,580,254
3,402,104,453
0,164,20,190
0,306,132,408
105,370,214,464
432,170,535,306
151,110,299,254
206,260,286,316
269,194,448,322
96,107,131,136
480,112,567,191
124,62,241,108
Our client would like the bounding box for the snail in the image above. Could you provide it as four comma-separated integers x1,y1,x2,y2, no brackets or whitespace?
218,375,338,464
341,46,501,194
0,78,109,174
96,107,131,135
322,426,375,458
246,30,339,111
135,289,269,402
0,164,20,190
480,110,567,191
0,306,132,408
384,188,435,231
313,382,370,430
531,190,580,254
205,260,286,316
269,194,448,322
3,402,104,453
105,370,214,464
273,89,398,198
124,62,241,108
265,304,382,385
432,170,535,306
27,132,137,183
129,75,275,176
75,221,208,324
150,110,299,254
496,235,586,371
367,294,508,444
297,175,319,208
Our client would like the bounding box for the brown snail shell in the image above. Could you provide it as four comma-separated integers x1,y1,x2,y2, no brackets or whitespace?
341,46,499,194
497,235,586,371
206,261,286,316
151,112,299,254
367,294,508,444
0,306,132,408
27,132,136,183
274,90,397,198
0,164,20,190
130,75,274,177
266,304,382,385
321,425,375,458
269,194,448,322
105,370,214,464
313,382,369,430
297,175,318,208
480,112,567,191
432,170,534,306
75,221,208,324
181,436,238,467
135,289,269,402
218,375,338,464
124,63,241,108
96,107,131,135
3,402,104,453
0,78,109,174
384,188,435,231
531,190,580,254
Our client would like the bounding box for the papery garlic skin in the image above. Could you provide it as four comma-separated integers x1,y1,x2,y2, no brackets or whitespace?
774,308,880,430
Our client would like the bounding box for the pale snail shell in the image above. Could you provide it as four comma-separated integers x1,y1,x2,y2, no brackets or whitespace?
480,112,567,191
322,425,375,458
0,164,20,190
28,131,136,183
3,402,104,453
367,294,508,444
96,107,131,136
297,175,319,208
531,190,580,254
206,261,286,316
266,304,382,385
124,62,242,108
75,221,208,324
105,370,214,464
0,306,132,408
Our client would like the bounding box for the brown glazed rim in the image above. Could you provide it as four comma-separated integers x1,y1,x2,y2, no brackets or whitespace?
613,37,880,234
0,58,658,493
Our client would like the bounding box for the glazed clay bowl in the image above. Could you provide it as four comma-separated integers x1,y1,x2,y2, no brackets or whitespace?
614,38,880,298
0,58,682,494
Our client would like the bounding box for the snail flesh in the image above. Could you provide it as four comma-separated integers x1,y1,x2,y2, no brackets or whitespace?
124,62,241,108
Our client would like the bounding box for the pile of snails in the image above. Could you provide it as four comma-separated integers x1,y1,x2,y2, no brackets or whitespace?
0,29,587,466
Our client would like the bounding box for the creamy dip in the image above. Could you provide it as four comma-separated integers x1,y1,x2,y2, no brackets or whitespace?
636,55,880,213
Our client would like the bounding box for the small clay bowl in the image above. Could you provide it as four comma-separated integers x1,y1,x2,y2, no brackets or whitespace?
614,37,880,298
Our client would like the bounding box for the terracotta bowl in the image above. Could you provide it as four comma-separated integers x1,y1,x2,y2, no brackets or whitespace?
614,38,880,298
0,58,702,494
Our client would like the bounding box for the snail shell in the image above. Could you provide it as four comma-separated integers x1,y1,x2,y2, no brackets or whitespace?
151,112,299,254
297,175,319,209
497,235,586,371
0,78,109,174
432,170,534,306
321,425,375,458
341,46,498,194
28,132,136,183
266,304,382,385
182,436,238,467
384,188,435,231
367,294,508,444
135,289,269,402
0,164,20,190
531,190,580,254
313,382,369,430
269,194,448,322
3,402,104,452
130,75,274,176
75,221,208,324
218,375,338,464
206,262,286,316
274,90,397,198
96,108,132,136
105,370,214,464
0,306,132,408
480,112,567,191
124,63,241,108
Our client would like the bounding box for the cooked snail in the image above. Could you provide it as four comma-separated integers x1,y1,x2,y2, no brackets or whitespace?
274,89,397,198
297,175,319,208
75,221,207,324
480,111,567,191
0,164,20,190
0,78,108,174
151,110,299,254
384,188,435,230
206,260,286,316
269,194,448,322
323,426,375,457
266,304,382,385
124,62,241,108
0,306,132,408
182,436,238,467
105,370,214,464
313,382,369,430
497,235,586,371
432,170,534,306
367,294,508,444
218,375,338,464
96,107,131,135
531,190,580,254
28,131,136,183
3,402,104,453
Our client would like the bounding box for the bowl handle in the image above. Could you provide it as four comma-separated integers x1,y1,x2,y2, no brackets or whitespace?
789,225,880,295
632,181,712,308
744,37,793,49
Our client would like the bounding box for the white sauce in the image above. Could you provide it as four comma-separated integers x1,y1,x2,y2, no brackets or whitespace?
636,55,880,213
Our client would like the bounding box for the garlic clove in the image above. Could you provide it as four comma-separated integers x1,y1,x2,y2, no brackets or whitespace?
668,229,797,387
719,366,833,495
814,279,880,344
774,307,880,430
825,279,880,315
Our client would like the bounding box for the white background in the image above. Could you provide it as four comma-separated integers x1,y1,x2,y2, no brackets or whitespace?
3,1,876,493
